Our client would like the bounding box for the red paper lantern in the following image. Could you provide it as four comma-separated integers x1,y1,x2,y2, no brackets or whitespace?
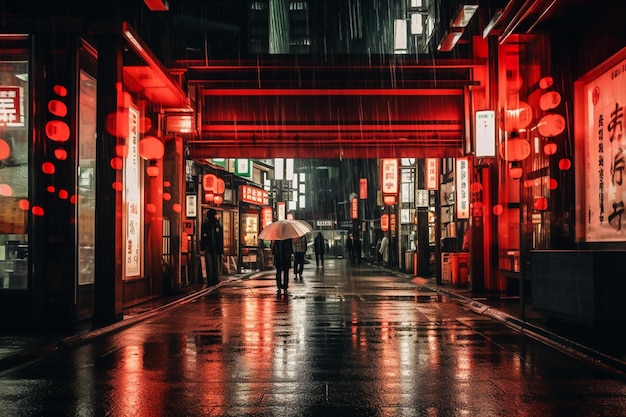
139,136,164,160
548,178,558,189
0,139,10,160
558,158,572,170
544,142,557,155
500,137,531,161
534,197,548,211
42,162,55,174
54,149,67,160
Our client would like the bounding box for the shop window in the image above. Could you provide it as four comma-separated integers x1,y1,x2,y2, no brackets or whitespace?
0,38,29,290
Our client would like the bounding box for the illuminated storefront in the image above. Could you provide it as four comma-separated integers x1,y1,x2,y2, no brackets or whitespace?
0,22,189,328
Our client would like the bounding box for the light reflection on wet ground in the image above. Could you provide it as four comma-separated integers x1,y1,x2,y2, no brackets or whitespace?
1,260,626,416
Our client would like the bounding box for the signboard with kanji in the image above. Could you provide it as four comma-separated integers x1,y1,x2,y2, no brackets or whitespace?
381,159,398,195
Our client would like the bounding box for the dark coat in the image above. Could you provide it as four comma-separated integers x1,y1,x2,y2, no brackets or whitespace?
314,233,325,255
272,239,293,270
201,211,224,254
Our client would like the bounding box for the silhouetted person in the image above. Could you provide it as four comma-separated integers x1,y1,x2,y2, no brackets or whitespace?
292,234,307,280
314,232,325,267
379,235,389,267
272,238,293,294
201,209,223,285
346,233,356,265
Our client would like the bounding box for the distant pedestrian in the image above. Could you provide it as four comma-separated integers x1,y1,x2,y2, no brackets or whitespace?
292,234,307,280
314,232,325,268
346,233,356,265
379,235,389,267
201,209,224,285
272,238,293,294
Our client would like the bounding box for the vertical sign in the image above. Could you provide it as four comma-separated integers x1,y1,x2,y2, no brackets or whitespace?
350,197,358,219
475,110,496,158
0,86,23,126
456,158,470,219
582,52,626,241
425,158,439,190
277,201,286,221
381,159,399,195
381,214,389,231
125,105,142,277
261,207,273,228
359,178,368,199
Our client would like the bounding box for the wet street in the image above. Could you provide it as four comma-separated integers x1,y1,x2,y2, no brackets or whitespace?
1,260,626,417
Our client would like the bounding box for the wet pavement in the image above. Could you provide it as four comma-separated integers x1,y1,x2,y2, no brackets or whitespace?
1,260,626,416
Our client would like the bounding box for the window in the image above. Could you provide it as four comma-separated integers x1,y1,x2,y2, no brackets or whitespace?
0,36,29,290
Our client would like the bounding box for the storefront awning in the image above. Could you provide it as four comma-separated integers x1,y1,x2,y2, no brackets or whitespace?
121,22,190,110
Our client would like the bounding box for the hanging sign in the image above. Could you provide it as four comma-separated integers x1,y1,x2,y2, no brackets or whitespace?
425,158,439,190
581,50,626,241
456,157,470,219
381,214,389,231
350,197,358,219
381,159,399,195
0,86,23,127
359,178,368,199
475,110,495,158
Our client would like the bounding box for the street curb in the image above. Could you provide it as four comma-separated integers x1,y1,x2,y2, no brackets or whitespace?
424,284,626,378
0,274,259,376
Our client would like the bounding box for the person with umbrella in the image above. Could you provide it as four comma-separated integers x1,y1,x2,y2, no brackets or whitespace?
259,219,311,294
272,238,293,294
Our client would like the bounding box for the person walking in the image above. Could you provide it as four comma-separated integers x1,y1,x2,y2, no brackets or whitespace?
272,238,293,294
379,235,389,267
346,233,356,265
314,232,325,268
292,234,307,280
201,209,224,285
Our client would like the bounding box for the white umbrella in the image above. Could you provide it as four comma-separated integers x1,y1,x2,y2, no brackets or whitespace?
258,219,312,241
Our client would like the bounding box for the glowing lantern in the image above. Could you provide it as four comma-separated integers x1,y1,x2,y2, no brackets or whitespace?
110,157,123,170
509,162,523,179
499,135,531,162
558,158,572,170
493,204,504,215
213,195,223,206
504,102,532,131
45,120,70,142
539,91,561,111
172,203,182,213
544,141,557,155
537,114,565,137
534,197,548,211
42,162,55,174
383,195,396,205
139,117,152,133
70,195,78,204
548,178,558,190
48,100,68,117
146,161,159,177
54,149,67,160
217,178,226,194
0,139,10,160
0,184,13,196
164,181,171,187
538,76,553,89
139,136,164,160
53,85,67,97
105,111,129,138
